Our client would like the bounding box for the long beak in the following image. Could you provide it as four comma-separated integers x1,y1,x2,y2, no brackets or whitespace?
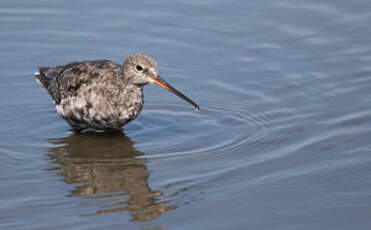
150,75,200,110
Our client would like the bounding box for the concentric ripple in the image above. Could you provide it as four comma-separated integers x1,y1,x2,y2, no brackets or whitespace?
125,101,283,159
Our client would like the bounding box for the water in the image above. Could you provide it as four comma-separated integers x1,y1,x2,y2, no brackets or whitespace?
1,0,371,229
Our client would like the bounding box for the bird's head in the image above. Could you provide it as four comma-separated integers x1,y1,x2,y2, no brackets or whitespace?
122,54,200,110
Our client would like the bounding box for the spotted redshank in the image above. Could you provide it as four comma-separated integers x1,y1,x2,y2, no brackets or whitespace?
34,54,199,131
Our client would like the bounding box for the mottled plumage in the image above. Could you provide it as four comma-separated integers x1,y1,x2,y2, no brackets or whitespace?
34,54,199,132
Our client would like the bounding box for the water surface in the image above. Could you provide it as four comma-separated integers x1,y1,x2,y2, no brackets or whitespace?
1,0,371,229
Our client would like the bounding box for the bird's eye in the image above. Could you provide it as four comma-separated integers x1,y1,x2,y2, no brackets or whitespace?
136,65,143,71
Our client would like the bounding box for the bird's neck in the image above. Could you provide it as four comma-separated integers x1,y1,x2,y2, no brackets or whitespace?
116,69,144,106
117,83,144,106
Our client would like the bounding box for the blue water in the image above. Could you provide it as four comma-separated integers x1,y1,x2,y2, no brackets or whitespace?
1,0,371,229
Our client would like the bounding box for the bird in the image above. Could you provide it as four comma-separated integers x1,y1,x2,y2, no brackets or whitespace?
34,54,200,132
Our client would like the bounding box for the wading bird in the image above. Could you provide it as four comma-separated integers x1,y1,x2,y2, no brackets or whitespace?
34,54,199,132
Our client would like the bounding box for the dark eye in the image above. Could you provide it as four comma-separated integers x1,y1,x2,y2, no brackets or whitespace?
136,65,143,71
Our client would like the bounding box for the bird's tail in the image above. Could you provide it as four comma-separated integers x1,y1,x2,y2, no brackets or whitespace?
34,66,62,88
34,71,49,88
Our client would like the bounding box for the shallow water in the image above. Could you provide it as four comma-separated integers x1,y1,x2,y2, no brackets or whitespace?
1,0,371,229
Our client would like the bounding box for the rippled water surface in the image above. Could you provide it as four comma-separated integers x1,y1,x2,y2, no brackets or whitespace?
1,0,371,229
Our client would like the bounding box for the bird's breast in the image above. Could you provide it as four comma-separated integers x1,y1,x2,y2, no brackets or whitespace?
55,83,143,129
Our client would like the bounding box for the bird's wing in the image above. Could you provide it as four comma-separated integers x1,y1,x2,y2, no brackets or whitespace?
46,60,121,104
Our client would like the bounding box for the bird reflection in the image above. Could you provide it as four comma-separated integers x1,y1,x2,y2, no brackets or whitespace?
45,132,175,221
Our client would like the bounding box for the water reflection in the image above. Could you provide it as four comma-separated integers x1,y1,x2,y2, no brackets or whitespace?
45,132,175,221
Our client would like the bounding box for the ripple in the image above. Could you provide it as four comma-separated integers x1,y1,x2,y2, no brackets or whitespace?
125,101,289,159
